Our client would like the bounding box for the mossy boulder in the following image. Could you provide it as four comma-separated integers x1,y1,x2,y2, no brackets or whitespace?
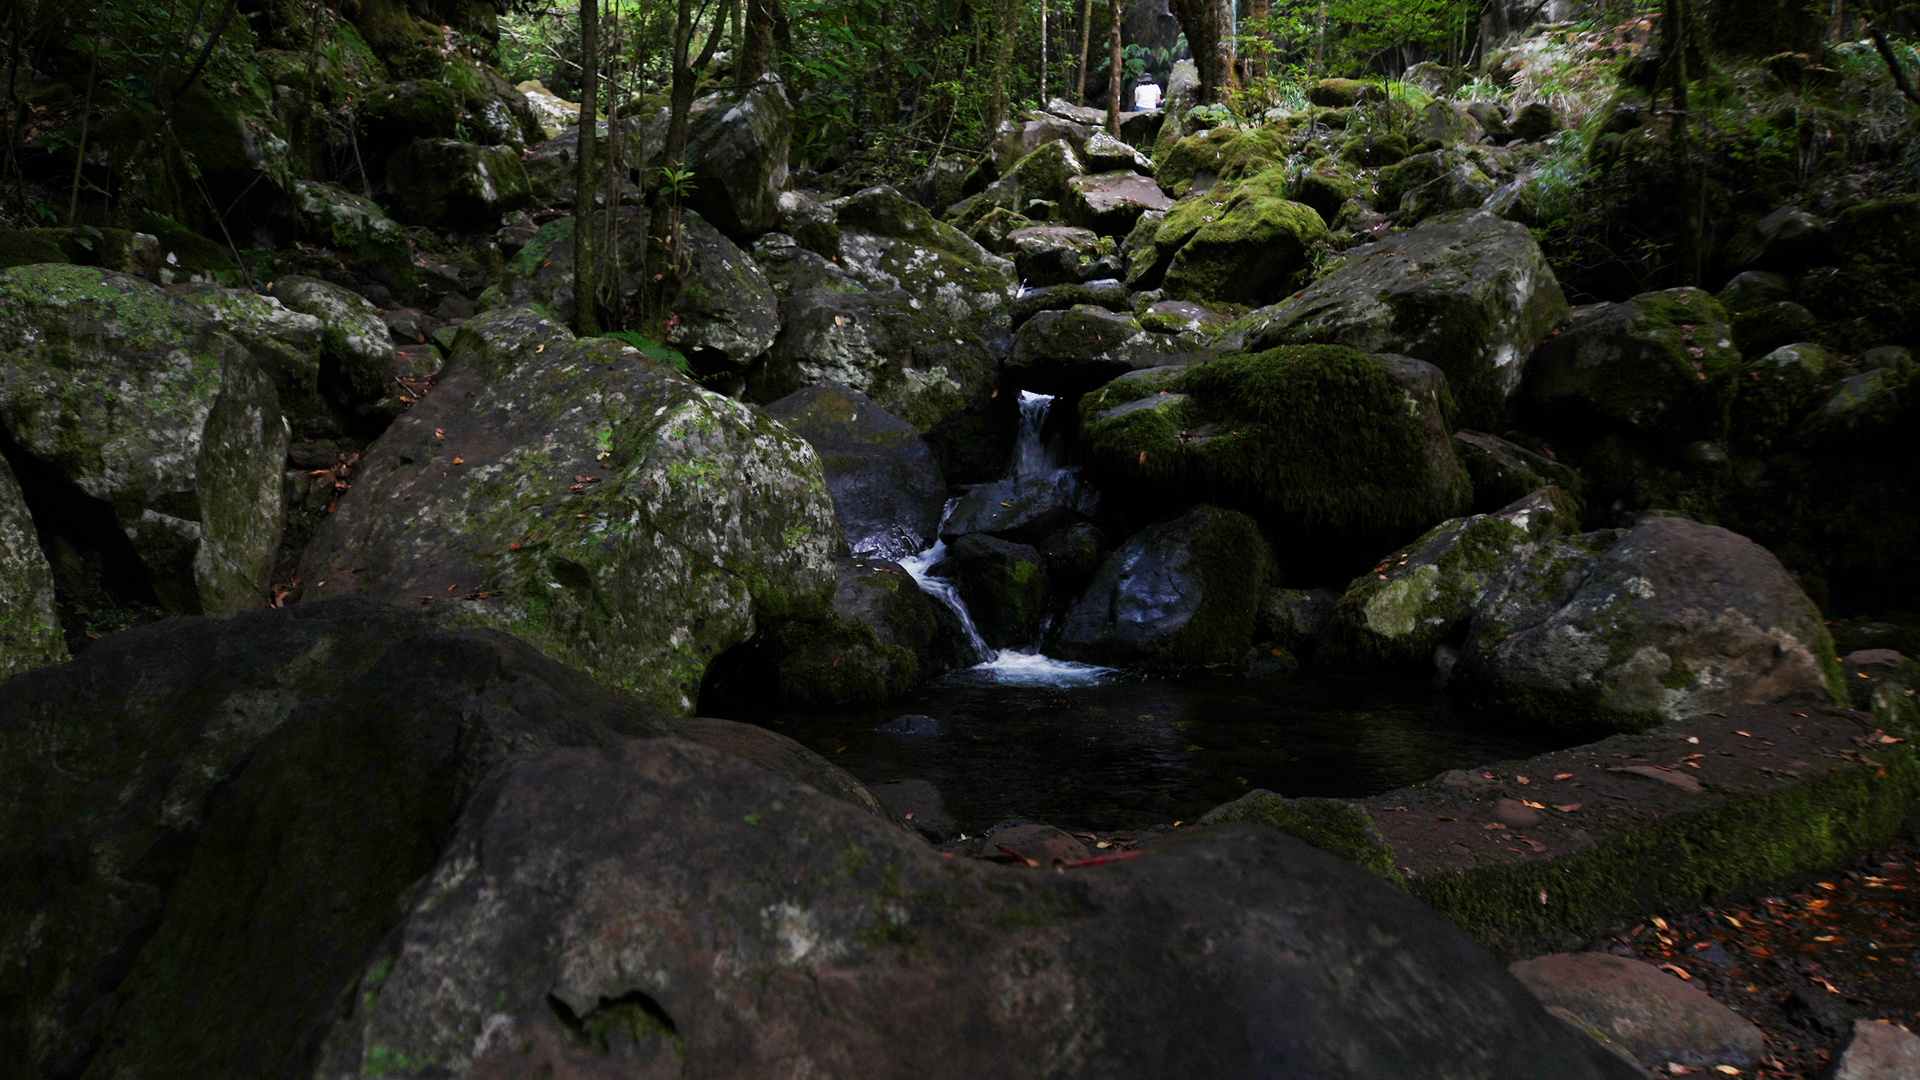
1728,342,1845,454
1796,195,1920,351
0,229,70,269
1401,163,1497,225
1308,78,1383,107
1006,225,1115,287
1326,488,1575,667
1458,516,1847,735
753,287,1008,482
1006,306,1224,396
1063,171,1175,238
1243,211,1567,430
0,228,160,279
384,139,533,228
1375,150,1453,211
1198,789,1401,881
284,180,415,288
1417,100,1484,146
1078,347,1471,552
1154,127,1290,199
347,0,445,77
660,210,780,370
170,283,333,436
0,455,65,680
1053,504,1273,669
0,265,287,615
297,307,841,714
134,213,243,286
1289,165,1361,225
834,186,1019,350
1453,430,1585,514
683,74,792,238
358,80,461,162
1521,288,1743,450
269,276,400,424
1729,300,1817,358
1009,279,1133,329
1146,170,1328,306
939,533,1050,649
1003,139,1086,209
1340,131,1410,168
480,212,650,326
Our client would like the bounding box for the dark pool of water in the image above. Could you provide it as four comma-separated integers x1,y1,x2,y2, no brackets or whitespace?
715,668,1579,834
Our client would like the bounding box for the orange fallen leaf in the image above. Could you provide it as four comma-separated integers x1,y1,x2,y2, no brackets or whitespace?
1554,804,1582,812
1554,773,1573,780
1522,799,1545,809
1658,963,1691,980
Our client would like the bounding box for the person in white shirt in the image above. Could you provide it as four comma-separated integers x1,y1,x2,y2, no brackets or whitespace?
1133,81,1163,110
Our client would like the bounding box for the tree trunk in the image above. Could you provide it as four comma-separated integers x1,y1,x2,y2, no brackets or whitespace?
1076,0,1093,104
1168,0,1234,104
1040,0,1049,104
739,0,778,83
1107,0,1122,135
574,0,602,335
1663,0,1701,287
988,0,1019,137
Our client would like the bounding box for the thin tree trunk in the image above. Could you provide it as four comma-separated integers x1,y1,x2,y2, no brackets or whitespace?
988,0,1018,136
1313,0,1327,74
69,31,99,224
1076,0,1093,104
663,0,700,170
169,0,239,105
1040,0,1049,104
739,0,777,82
1869,24,1920,107
4,0,25,215
575,0,602,335
602,2,623,329
1663,0,1701,286
1108,0,1122,135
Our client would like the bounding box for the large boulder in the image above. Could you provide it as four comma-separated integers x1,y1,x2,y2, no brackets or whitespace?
1063,169,1175,237
1006,225,1116,287
0,265,286,615
939,533,1050,648
169,283,333,435
752,287,1007,483
1520,287,1742,449
1509,953,1765,1071
659,209,780,370
1053,505,1273,669
0,599,892,1080
357,80,461,162
384,138,533,228
683,73,792,238
941,470,1098,545
284,181,415,289
297,307,841,713
0,455,65,679
763,384,947,560
1134,169,1328,306
312,736,1639,1080
1006,307,1223,396
479,212,649,326
1458,515,1847,733
1076,348,1471,558
1243,211,1569,429
833,186,1020,349
270,275,402,424
1326,488,1574,667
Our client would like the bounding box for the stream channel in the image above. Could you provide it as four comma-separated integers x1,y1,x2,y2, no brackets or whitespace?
713,391,1572,834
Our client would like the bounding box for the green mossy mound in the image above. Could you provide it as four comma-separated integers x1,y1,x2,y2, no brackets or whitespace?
1077,346,1470,549
1198,790,1402,882
1154,127,1290,199
135,213,243,286
1151,170,1329,306
0,230,73,269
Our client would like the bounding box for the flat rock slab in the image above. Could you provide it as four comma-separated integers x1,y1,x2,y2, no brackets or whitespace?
1830,1019,1920,1079
1509,952,1764,1069
1353,704,1918,956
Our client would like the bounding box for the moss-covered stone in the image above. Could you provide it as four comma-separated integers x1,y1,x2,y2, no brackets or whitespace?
1078,346,1470,548
384,139,533,228
134,213,243,286
1340,131,1410,168
1154,127,1290,199
0,230,72,269
1289,165,1361,225
357,80,461,160
833,186,1019,349
348,0,446,78
941,534,1049,649
1728,300,1817,358
270,276,399,424
0,265,287,614
170,284,333,435
1327,487,1576,667
1002,139,1085,209
1729,342,1844,454
1308,78,1382,107
297,307,841,714
1153,169,1329,306
0,455,66,680
1198,789,1402,881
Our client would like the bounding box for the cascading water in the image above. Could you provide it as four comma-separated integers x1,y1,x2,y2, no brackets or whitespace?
901,392,1114,687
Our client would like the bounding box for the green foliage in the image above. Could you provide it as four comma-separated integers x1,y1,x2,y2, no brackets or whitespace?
601,330,693,376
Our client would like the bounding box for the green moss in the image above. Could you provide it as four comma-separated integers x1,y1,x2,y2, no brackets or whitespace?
1158,175,1328,306
1155,128,1290,199
135,213,242,285
0,230,72,269
1199,790,1402,882
1409,745,1920,957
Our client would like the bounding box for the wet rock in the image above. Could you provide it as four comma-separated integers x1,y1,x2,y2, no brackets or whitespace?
1243,211,1568,428
765,384,946,559
0,598,889,1080
1006,225,1115,287
1054,505,1273,669
1006,307,1223,396
876,715,944,737
1199,789,1400,879
988,822,1090,864
753,286,1006,482
1257,588,1340,654
938,533,1049,649
659,209,780,370
1521,287,1741,449
1327,488,1575,667
170,282,333,435
384,138,533,228
683,74,791,238
1730,299,1818,358
312,735,1637,1080
1509,952,1765,1070
0,455,64,678
833,186,1019,349
0,265,286,615
298,307,840,714
751,231,858,298
1459,515,1845,734
874,777,959,842
1038,521,1106,599
1076,348,1470,554
270,275,401,423
942,470,1097,546
1009,279,1132,329
1828,1019,1920,1079
1453,430,1585,514
1730,342,1845,453
1509,101,1559,141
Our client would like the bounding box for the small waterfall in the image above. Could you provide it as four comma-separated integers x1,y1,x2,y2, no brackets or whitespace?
901,393,1113,687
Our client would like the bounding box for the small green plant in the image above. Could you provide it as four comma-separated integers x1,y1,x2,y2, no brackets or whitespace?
601,329,692,376
654,164,696,199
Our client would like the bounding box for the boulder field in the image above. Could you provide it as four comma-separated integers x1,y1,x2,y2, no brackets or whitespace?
2,27,1918,1080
